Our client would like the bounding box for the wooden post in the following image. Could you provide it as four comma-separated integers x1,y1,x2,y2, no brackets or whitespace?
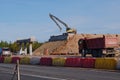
17,60,20,80
11,60,20,80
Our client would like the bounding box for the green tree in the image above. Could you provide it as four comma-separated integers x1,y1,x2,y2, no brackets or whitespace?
9,42,19,53
0,41,9,48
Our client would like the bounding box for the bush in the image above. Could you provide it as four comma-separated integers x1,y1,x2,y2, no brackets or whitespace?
4,57,12,63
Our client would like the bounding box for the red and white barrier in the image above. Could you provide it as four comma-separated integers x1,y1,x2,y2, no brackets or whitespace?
30,57,41,65
40,57,52,66
81,58,95,68
65,58,82,67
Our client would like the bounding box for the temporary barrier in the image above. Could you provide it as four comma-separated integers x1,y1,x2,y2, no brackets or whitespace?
40,57,52,66
0,57,4,63
115,58,120,70
20,57,30,64
12,57,21,64
4,57,12,63
65,58,82,67
81,58,95,68
95,58,117,70
30,57,41,65
95,58,103,69
52,57,66,66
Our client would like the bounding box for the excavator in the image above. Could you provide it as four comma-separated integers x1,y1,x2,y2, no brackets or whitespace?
49,13,77,34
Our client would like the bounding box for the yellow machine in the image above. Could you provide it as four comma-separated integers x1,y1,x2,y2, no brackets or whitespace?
49,13,77,34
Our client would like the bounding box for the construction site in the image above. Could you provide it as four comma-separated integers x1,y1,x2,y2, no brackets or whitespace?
1,1,120,80
33,14,120,57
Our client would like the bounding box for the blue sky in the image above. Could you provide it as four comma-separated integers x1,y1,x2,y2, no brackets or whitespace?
0,0,120,42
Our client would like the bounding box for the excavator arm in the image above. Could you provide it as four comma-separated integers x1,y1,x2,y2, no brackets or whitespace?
49,13,75,33
49,14,63,31
49,13,77,33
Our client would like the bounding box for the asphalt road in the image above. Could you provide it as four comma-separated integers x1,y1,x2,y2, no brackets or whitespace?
0,64,120,80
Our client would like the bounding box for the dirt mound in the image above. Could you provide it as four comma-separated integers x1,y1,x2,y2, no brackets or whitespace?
33,41,67,56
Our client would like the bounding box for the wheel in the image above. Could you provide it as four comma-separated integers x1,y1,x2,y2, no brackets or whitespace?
92,49,102,57
81,53,86,57
92,50,97,57
97,50,102,57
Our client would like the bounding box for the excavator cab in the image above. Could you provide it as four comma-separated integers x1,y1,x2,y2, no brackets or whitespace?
66,28,76,34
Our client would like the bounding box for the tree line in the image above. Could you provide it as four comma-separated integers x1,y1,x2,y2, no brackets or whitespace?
0,41,43,53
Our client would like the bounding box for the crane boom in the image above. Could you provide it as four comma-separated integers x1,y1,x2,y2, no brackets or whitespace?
49,13,76,33
49,13,70,31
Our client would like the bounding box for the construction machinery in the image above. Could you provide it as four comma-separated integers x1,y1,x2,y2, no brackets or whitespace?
49,13,77,34
78,36,119,57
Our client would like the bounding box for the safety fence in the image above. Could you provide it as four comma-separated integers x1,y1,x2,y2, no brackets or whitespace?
0,56,120,70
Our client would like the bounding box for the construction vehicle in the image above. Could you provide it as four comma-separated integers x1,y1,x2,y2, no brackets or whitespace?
49,13,77,34
78,36,119,57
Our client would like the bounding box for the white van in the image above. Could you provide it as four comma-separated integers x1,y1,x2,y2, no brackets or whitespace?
2,47,11,56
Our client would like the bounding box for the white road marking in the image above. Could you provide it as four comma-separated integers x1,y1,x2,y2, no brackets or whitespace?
0,71,67,80
22,73,67,80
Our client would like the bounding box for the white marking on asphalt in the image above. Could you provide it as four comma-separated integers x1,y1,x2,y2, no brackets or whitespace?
22,73,67,80
1,71,67,80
